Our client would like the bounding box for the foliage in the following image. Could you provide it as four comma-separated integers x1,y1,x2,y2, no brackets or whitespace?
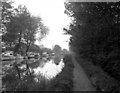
2,60,46,91
64,2,120,88
28,44,41,53
53,45,62,65
62,48,69,55
2,4,49,53
1,0,14,35
1,0,13,24
53,45,62,52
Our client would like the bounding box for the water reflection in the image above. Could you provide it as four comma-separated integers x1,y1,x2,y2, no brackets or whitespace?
33,59,64,80
2,58,25,66
2,57,64,82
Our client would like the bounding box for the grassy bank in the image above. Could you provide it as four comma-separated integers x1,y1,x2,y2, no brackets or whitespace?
75,54,120,92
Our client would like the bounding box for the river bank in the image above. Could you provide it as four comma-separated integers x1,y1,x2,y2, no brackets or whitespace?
74,54,120,92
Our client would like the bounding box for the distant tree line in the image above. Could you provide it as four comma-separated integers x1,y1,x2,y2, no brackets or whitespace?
64,2,120,82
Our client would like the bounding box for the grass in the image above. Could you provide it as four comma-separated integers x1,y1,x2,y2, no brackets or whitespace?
15,75,48,91
2,71,49,91
75,54,120,92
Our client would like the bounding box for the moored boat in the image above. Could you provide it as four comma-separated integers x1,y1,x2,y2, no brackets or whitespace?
2,56,16,61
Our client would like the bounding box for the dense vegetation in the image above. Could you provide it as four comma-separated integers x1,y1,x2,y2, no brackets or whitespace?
64,2,120,91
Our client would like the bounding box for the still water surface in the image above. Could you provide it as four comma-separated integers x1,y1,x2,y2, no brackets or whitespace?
2,58,64,81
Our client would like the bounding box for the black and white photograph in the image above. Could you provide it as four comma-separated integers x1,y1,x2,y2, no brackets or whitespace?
0,0,120,92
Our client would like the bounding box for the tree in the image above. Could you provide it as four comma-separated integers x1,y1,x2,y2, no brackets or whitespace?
62,48,68,55
53,45,62,65
53,45,61,54
23,16,41,54
2,5,49,54
28,44,41,53
2,5,30,52
64,2,120,82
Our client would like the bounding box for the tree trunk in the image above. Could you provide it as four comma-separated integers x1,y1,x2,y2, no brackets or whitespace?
25,60,31,75
26,44,30,56
14,32,22,53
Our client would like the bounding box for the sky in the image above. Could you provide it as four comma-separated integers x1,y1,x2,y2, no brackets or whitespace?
13,0,71,50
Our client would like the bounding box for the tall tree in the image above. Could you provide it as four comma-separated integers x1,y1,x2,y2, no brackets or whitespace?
3,5,30,52
2,5,48,54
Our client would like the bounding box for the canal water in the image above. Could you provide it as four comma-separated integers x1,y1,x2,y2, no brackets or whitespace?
33,58,64,80
2,57,65,83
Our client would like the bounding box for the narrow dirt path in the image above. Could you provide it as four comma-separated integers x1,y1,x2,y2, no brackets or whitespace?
72,54,96,91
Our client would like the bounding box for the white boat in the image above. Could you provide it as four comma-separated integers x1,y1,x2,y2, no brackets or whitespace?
2,51,24,61
2,51,15,61
2,55,16,61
